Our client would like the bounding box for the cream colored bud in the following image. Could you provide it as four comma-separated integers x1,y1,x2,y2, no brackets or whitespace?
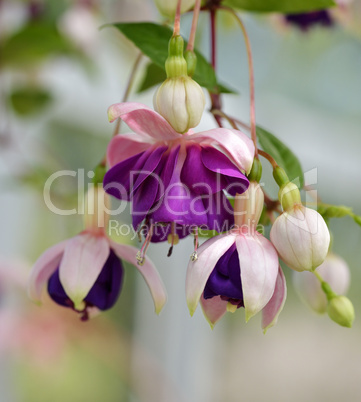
153,76,205,133
84,185,111,232
270,206,330,272
293,253,350,313
155,0,196,17
234,182,264,229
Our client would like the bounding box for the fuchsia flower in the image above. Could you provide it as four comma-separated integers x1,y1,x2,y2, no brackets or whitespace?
28,187,166,320
185,182,287,331
104,103,255,242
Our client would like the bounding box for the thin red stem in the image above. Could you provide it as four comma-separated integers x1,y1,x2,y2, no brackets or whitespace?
187,0,201,52
210,8,217,70
174,0,182,35
221,6,258,157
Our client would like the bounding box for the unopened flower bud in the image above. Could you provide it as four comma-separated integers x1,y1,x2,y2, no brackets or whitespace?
155,0,195,18
234,182,264,229
293,253,350,313
327,296,355,328
278,182,301,211
154,34,205,133
84,185,111,232
154,75,205,133
270,205,330,272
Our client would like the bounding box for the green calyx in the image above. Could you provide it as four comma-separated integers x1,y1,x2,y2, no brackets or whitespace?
278,182,301,211
93,164,106,185
185,49,197,77
247,158,262,183
327,296,355,328
273,166,301,211
165,35,187,78
273,166,289,187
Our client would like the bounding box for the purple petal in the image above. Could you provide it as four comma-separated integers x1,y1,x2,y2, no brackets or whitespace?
190,127,255,174
204,192,234,232
48,249,123,311
201,146,249,196
204,243,243,302
104,145,167,202
285,10,333,31
186,232,237,316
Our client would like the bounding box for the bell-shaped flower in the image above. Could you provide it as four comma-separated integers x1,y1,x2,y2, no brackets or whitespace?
28,186,167,320
104,102,254,242
293,253,350,314
270,183,330,272
185,182,286,331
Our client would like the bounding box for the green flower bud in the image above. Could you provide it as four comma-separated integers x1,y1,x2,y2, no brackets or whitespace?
327,296,355,328
278,182,301,211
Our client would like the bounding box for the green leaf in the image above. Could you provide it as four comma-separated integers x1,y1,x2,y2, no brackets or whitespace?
106,22,232,93
137,62,166,93
256,126,304,188
9,87,52,116
223,0,336,13
0,22,76,67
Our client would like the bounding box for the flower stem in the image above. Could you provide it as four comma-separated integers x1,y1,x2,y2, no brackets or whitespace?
186,0,201,52
174,0,182,35
258,149,278,169
210,7,217,70
112,51,143,138
220,6,258,157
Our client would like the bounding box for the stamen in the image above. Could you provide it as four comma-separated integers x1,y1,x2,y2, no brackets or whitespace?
190,251,198,262
227,302,238,313
190,227,199,261
167,222,179,257
137,224,153,265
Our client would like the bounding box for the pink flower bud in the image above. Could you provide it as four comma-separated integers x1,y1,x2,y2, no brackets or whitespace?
84,185,111,233
293,253,350,313
234,181,264,229
270,205,330,272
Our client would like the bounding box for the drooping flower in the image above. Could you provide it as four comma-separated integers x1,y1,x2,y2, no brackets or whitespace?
293,253,350,314
104,102,254,243
28,186,167,320
185,182,286,331
270,182,330,272
285,10,334,31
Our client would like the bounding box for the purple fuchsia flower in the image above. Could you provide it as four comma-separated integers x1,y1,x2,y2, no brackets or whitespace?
185,182,287,331
103,103,254,246
285,10,334,31
28,187,166,320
